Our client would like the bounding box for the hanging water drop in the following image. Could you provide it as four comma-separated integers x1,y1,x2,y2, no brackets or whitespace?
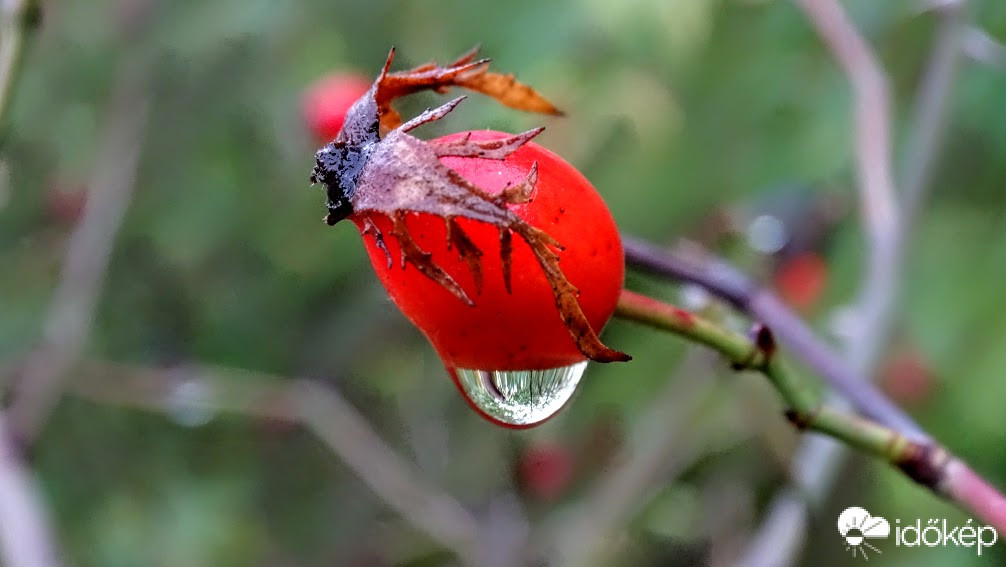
449,361,588,427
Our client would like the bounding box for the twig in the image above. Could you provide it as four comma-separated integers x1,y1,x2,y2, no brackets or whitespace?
60,360,485,565
736,2,970,564
0,5,65,567
961,25,1006,68
296,381,484,565
900,2,967,225
622,237,923,439
63,361,299,420
614,290,1006,533
921,0,1004,67
623,237,922,564
0,414,62,567
5,57,149,446
0,0,38,140
729,491,806,567
548,350,734,567
794,0,901,375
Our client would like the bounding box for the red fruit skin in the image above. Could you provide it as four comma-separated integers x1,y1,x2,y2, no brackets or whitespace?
518,442,574,502
352,130,624,371
302,73,372,144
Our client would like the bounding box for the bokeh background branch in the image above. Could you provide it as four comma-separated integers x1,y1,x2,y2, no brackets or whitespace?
548,350,733,567
0,3,62,566
0,413,62,567
5,56,150,445
738,1,973,565
790,0,902,374
55,360,488,565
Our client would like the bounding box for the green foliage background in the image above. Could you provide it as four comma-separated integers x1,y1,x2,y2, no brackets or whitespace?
2,0,1005,565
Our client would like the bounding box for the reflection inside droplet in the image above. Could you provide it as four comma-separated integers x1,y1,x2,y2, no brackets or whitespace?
450,361,588,427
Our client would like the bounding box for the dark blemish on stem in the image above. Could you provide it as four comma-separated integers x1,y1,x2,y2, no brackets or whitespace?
894,442,948,491
731,324,776,370
783,405,820,430
754,323,777,359
783,409,803,428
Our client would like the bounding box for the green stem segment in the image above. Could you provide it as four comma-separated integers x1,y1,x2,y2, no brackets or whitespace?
615,289,950,495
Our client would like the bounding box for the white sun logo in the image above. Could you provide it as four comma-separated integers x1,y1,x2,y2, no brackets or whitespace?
837,506,891,560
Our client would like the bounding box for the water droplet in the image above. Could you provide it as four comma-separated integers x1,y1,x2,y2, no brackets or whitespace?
679,283,712,311
164,379,216,427
747,214,787,254
450,361,588,427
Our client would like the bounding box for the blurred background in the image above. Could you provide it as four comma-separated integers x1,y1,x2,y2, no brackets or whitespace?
1,0,1005,565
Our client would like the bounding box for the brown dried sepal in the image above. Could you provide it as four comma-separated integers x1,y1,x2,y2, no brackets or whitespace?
374,46,563,131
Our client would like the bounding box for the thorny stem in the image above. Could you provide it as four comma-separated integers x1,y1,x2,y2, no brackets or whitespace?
614,289,1006,533
622,236,924,439
615,291,815,421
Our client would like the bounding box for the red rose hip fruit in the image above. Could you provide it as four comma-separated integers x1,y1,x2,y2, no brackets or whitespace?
354,131,624,427
310,49,629,427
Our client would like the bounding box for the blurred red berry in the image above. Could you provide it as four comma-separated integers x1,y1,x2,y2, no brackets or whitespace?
773,252,827,311
45,183,87,224
518,442,574,502
882,345,934,407
302,72,372,143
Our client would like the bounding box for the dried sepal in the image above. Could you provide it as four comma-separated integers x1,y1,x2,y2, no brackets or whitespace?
359,214,392,269
390,211,473,306
499,228,514,293
509,223,629,363
453,69,564,117
375,46,562,131
496,162,538,206
445,218,484,294
434,128,544,161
